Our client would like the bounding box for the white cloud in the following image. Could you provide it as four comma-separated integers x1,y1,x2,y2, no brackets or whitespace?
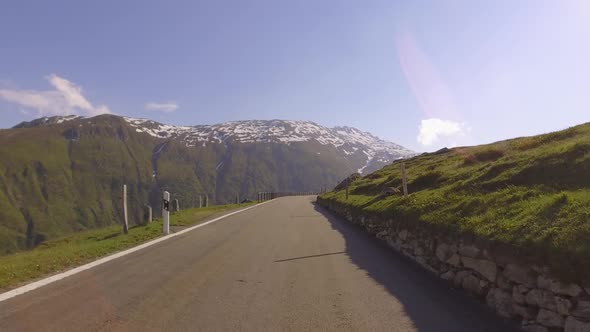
145,102,178,113
0,74,110,117
417,118,466,146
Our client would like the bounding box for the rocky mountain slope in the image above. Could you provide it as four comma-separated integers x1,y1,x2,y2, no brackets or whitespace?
123,117,411,173
0,114,413,253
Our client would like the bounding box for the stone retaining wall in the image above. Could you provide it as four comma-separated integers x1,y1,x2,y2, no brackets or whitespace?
317,198,590,332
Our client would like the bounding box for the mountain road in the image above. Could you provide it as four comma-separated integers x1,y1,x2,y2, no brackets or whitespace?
0,196,517,331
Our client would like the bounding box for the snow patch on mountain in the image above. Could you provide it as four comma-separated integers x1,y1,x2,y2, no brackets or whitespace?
123,118,414,173
13,115,82,128
12,114,414,175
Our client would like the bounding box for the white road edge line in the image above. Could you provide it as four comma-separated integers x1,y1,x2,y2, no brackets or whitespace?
0,200,273,303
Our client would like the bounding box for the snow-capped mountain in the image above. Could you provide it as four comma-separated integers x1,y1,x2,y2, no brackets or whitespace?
123,118,414,174
13,115,414,175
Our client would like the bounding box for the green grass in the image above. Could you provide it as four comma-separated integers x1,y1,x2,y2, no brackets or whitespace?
319,122,590,281
0,203,254,291
169,202,255,227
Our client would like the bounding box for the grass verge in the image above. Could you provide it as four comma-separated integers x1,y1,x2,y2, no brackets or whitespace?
0,202,254,291
320,122,590,282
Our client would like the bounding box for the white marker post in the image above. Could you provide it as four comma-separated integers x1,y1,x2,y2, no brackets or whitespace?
163,191,170,235
123,184,129,234
346,178,349,200
146,205,152,224
401,162,408,197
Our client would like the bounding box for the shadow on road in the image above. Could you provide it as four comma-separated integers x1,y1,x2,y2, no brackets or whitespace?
312,203,520,332
274,251,346,263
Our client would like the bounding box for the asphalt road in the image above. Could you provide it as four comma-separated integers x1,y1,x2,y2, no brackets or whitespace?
0,196,518,331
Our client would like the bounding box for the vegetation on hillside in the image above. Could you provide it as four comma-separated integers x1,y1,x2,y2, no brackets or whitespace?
0,116,155,253
320,122,590,280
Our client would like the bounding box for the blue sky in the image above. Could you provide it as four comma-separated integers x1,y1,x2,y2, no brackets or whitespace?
1,1,589,152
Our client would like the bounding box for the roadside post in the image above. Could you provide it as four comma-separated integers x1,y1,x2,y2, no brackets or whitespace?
401,162,408,197
146,205,152,224
346,179,349,200
123,184,129,234
163,191,170,235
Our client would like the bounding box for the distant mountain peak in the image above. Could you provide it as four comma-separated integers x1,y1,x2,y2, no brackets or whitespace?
123,117,414,174
13,115,81,128
10,114,414,174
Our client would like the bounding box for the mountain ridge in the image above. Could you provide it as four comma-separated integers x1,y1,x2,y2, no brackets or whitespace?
122,117,413,173
15,115,415,174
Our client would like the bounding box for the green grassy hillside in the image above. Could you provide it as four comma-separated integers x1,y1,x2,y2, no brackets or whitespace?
0,116,156,253
320,122,590,280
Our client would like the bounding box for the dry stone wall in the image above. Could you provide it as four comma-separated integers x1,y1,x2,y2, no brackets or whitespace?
317,198,590,332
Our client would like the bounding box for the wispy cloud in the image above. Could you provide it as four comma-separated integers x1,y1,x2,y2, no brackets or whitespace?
417,118,466,146
0,74,110,117
145,102,178,113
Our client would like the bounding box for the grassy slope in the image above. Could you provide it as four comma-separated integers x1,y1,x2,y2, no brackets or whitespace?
0,203,252,290
0,115,156,253
157,139,355,206
213,140,354,203
320,123,590,280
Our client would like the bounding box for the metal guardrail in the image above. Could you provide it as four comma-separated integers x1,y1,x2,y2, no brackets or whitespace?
257,191,323,202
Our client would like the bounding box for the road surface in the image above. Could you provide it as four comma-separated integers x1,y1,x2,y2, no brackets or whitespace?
0,196,517,331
